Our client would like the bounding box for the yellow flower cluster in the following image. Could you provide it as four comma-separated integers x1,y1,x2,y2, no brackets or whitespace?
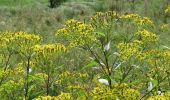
144,49,170,80
147,92,170,100
161,24,169,30
59,71,72,78
121,13,141,21
117,29,160,61
35,96,56,100
67,84,84,90
117,40,145,60
113,83,140,100
56,19,96,48
36,92,73,100
90,87,117,100
0,31,41,45
113,83,129,88
146,49,170,66
0,31,41,54
90,11,118,29
0,79,24,93
90,83,140,100
122,89,140,100
8,66,24,76
91,11,117,20
121,14,154,27
0,68,10,79
57,92,73,100
59,71,88,78
56,71,88,85
138,17,154,26
0,63,24,80
33,43,66,56
136,29,158,43
35,73,48,80
14,32,41,44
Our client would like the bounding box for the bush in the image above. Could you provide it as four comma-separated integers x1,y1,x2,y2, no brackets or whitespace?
49,0,67,8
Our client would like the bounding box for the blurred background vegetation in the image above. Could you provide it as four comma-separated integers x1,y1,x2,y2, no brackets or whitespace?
0,0,169,44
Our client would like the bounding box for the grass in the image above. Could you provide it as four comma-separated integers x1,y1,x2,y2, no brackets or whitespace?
0,0,169,46
0,0,48,7
0,0,97,43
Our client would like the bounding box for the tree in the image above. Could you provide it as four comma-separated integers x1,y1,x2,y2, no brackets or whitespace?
49,0,67,8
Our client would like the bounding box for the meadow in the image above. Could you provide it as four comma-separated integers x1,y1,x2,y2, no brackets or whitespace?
0,0,170,100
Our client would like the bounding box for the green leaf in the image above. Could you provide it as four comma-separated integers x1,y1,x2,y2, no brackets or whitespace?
77,90,87,100
96,32,105,37
83,60,98,69
151,79,158,86
102,75,111,82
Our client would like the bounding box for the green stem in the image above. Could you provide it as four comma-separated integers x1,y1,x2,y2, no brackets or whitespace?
25,57,31,100
0,53,12,86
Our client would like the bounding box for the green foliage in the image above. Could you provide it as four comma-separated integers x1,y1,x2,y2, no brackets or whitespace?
0,0,169,100
90,83,140,100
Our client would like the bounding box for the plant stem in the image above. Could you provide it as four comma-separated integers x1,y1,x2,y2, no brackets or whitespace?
25,57,30,100
0,53,12,86
120,65,133,83
86,45,107,75
46,72,50,96
140,74,169,100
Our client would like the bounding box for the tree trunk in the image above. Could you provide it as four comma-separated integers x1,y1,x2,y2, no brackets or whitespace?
49,0,57,8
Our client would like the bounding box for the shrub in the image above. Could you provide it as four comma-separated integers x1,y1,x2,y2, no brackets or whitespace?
49,0,67,8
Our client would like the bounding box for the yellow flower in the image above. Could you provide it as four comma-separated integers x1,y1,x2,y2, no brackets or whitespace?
57,92,73,100
117,40,142,60
136,29,158,43
0,31,41,55
161,24,169,30
33,43,66,56
56,19,96,48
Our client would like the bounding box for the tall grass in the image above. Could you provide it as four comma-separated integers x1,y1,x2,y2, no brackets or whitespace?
0,0,169,45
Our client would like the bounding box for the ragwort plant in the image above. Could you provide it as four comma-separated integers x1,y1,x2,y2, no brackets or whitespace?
55,70,89,99
33,43,66,96
0,10,169,99
56,11,154,87
0,31,41,99
56,11,170,99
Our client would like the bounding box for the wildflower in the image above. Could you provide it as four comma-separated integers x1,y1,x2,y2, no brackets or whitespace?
56,19,97,48
135,29,158,43
161,24,169,30
33,43,66,57
117,40,142,60
57,92,73,100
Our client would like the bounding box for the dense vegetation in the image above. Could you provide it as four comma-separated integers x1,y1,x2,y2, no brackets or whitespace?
0,0,169,100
